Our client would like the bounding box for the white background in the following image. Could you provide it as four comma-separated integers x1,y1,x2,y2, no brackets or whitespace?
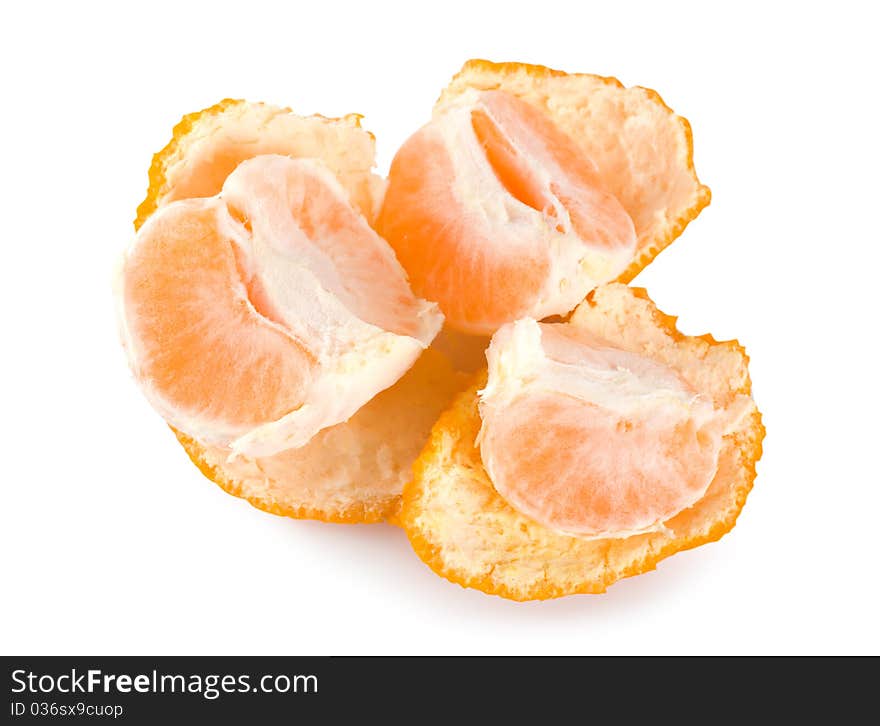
2,1,878,655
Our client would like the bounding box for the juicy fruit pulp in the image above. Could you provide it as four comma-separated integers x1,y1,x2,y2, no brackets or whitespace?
377,89,637,335
119,154,443,458
478,319,736,537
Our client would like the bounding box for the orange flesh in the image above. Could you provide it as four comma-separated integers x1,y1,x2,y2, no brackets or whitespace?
483,390,721,536
377,90,635,334
220,156,429,340
230,242,286,327
278,169,425,339
377,131,551,333
480,320,724,536
124,155,441,448
124,201,315,431
164,148,250,205
471,108,553,215
479,91,635,252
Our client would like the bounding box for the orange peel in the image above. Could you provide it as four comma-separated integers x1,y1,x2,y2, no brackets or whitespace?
399,284,763,599
175,349,465,524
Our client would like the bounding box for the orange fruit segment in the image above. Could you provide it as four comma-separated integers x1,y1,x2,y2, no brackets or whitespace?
399,284,763,600
123,198,316,434
437,60,712,285
120,154,443,458
377,88,636,335
221,155,430,341
377,60,710,336
135,99,384,231
478,320,738,538
471,91,636,254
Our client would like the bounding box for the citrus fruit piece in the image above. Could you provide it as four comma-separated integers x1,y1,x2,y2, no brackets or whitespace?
438,60,712,284
135,99,384,231
399,284,764,600
377,88,636,335
119,154,444,459
479,319,741,538
125,100,465,523
377,60,710,334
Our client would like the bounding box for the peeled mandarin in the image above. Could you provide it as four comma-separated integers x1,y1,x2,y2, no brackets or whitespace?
437,60,712,285
126,100,462,524
377,89,636,335
399,284,763,600
478,319,744,538
119,154,443,458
